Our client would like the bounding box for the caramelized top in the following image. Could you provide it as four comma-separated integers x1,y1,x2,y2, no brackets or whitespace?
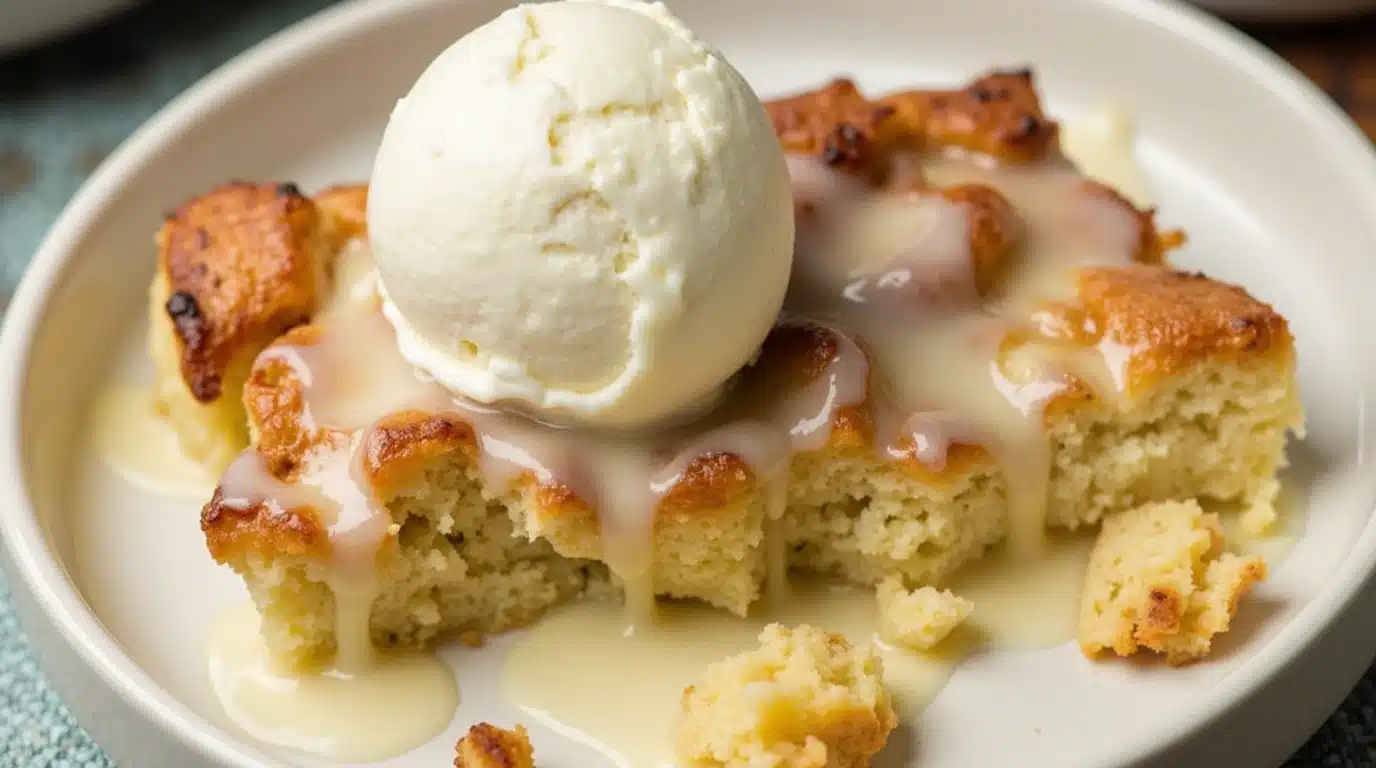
768,78,895,178
768,69,1060,178
1076,266,1292,391
881,69,1060,163
158,183,324,401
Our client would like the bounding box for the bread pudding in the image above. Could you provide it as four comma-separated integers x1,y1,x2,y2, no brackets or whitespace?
142,67,1302,687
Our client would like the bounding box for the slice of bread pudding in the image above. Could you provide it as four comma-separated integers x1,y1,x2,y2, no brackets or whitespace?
188,69,1301,672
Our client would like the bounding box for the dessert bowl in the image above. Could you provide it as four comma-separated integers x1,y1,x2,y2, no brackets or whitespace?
2,0,1376,766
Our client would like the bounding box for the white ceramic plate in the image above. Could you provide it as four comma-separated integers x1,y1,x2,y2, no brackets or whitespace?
4,0,1376,766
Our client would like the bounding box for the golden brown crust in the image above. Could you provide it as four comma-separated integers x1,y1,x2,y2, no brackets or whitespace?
199,425,396,567
746,325,872,457
880,69,1059,164
308,372,760,523
157,181,329,402
362,411,480,489
1075,266,1293,395
658,453,759,520
454,723,534,768
766,69,1059,174
315,183,369,246
766,77,896,179
201,486,327,563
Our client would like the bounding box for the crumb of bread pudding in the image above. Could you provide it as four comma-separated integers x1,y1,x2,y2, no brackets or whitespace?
1079,499,1267,665
454,723,534,768
875,577,972,651
676,624,896,768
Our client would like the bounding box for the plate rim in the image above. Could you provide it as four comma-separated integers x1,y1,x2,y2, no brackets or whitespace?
2,0,1375,766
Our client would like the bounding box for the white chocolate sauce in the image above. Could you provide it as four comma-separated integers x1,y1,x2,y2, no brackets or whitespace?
205,602,457,763
201,110,1167,762
944,531,1096,648
504,533,1095,768
504,582,968,768
90,386,217,497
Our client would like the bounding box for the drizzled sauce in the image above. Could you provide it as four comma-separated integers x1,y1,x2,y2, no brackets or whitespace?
205,602,457,763
785,152,1143,558
204,116,1154,762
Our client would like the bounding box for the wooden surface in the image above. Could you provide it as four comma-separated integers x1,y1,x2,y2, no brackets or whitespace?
1250,16,1376,140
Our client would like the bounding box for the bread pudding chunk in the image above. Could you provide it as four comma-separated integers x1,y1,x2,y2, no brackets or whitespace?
677,624,897,768
1079,500,1267,665
149,182,367,472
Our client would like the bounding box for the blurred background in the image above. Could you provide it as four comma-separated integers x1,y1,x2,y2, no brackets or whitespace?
0,0,1373,765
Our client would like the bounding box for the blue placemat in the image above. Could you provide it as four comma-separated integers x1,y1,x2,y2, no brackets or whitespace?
0,0,1373,765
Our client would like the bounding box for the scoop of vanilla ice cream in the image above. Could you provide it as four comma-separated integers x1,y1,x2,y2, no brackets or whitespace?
367,0,794,428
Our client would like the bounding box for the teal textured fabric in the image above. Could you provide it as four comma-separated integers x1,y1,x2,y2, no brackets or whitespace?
0,0,1371,765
